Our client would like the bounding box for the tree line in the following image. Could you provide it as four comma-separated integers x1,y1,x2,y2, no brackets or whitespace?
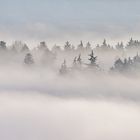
0,39,140,75
1,38,140,52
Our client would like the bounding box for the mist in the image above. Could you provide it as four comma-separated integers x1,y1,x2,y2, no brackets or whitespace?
1,0,140,139
0,57,140,140
1,92,140,140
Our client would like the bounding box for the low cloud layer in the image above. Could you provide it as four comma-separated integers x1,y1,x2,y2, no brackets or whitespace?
0,92,140,140
0,61,139,140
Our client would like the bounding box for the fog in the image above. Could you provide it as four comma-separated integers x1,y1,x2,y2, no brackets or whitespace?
0,59,140,140
1,92,140,140
1,0,140,139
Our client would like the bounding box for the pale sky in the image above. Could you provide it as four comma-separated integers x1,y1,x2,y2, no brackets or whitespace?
0,0,140,47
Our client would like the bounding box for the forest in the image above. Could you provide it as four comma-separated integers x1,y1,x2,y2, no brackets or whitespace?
0,38,140,76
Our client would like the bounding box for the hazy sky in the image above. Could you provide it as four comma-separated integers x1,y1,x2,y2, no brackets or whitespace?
0,0,140,46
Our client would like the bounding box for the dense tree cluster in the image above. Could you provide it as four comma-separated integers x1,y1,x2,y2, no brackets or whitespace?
60,50,99,75
111,53,140,74
126,38,140,50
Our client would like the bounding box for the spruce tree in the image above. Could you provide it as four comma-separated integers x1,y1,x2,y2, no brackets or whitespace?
77,54,82,65
59,60,68,74
88,50,97,66
24,53,34,65
64,41,71,52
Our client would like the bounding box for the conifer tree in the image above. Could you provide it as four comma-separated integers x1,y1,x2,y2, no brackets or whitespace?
38,41,49,51
77,41,84,51
100,39,112,50
112,58,124,72
103,39,107,47
116,42,124,50
0,41,6,50
24,53,34,65
64,41,71,51
73,57,77,66
88,50,97,66
85,42,91,51
59,60,68,74
77,54,82,65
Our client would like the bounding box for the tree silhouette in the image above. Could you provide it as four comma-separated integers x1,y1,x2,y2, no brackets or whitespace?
77,54,82,65
64,41,71,51
59,60,68,74
116,42,124,50
38,41,49,51
86,42,91,51
88,50,97,66
77,41,84,51
24,53,34,65
0,41,6,50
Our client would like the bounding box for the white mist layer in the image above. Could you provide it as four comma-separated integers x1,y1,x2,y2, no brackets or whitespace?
0,93,140,140
0,65,140,140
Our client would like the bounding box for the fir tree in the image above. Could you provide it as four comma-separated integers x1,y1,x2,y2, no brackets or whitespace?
73,57,77,66
38,41,49,51
103,39,107,47
88,50,97,66
77,54,82,65
116,42,124,50
72,54,82,70
111,58,124,72
77,41,84,51
126,38,140,49
133,53,140,63
0,41,6,50
24,53,34,65
59,60,68,74
100,39,112,51
128,57,133,65
64,41,71,51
